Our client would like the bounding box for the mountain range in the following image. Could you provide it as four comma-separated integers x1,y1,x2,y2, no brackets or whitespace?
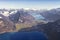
0,8,60,34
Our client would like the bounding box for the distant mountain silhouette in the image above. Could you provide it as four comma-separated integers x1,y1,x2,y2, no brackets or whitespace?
9,8,60,23
40,8,60,22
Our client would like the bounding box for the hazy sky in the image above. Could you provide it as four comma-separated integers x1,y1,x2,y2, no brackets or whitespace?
0,0,60,9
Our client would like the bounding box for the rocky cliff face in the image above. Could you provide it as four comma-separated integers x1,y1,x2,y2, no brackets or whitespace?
0,14,15,34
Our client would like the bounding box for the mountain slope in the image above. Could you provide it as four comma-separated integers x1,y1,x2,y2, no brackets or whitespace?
19,19,60,40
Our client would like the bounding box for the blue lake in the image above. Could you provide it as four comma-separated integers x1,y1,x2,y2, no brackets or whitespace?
0,32,48,40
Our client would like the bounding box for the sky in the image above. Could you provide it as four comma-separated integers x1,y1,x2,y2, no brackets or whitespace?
0,0,60,9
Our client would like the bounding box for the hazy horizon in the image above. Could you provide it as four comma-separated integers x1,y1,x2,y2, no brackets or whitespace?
0,0,60,10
